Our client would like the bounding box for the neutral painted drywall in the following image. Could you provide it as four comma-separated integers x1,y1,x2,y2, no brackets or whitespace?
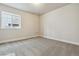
0,4,40,43
40,4,79,45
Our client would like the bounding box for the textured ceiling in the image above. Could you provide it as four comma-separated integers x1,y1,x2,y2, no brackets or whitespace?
3,3,69,15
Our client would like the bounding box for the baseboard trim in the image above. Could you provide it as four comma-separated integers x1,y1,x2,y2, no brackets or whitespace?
0,35,39,44
1,35,79,46
42,35,79,46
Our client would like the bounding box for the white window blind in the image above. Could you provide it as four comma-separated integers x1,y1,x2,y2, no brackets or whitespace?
0,11,21,29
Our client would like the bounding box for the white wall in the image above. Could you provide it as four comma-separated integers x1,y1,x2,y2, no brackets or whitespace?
40,4,79,45
0,3,79,45
0,4,40,43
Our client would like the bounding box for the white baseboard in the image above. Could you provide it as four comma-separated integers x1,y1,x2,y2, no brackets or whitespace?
42,35,79,46
1,35,79,46
0,35,39,44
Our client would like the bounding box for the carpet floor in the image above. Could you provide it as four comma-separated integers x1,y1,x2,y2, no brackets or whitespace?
0,37,79,56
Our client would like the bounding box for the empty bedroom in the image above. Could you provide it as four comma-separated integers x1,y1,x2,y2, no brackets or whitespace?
0,3,79,56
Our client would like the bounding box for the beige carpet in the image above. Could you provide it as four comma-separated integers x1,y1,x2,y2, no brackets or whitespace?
0,37,79,56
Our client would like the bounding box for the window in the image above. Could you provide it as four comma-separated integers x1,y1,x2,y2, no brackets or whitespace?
0,11,21,29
